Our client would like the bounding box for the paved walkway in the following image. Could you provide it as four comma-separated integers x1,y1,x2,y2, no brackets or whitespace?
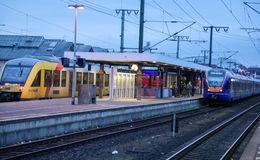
240,123,260,160
0,95,202,121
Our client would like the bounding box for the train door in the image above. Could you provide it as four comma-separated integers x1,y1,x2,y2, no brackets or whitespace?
69,72,72,96
59,70,68,97
39,70,44,98
75,72,83,96
26,69,42,99
43,70,53,98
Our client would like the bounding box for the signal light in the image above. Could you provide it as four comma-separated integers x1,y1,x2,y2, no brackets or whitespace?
61,57,70,67
88,64,91,71
76,58,86,68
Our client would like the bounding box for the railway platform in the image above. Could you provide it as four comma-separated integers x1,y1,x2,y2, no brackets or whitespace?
240,123,260,160
0,95,202,147
0,95,202,121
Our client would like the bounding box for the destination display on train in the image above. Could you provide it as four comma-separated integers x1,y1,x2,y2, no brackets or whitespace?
208,70,225,76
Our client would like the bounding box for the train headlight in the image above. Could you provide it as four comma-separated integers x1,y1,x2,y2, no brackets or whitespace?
220,89,223,92
19,87,24,92
207,88,210,92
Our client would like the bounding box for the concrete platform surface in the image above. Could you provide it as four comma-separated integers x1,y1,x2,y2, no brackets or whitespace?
240,124,260,160
0,95,202,121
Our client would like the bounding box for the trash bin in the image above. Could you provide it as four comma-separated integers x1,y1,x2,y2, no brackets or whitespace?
78,84,96,104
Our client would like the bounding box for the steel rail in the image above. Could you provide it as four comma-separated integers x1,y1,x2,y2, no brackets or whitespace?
220,115,260,160
165,101,260,160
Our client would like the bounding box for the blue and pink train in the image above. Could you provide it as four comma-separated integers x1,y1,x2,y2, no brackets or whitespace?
204,68,260,101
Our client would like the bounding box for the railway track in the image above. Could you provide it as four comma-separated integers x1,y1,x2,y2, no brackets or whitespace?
165,101,260,160
0,106,220,160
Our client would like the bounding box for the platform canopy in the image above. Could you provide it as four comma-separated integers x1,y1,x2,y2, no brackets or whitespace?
64,51,211,72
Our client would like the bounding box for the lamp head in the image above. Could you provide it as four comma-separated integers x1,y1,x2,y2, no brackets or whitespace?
68,5,85,9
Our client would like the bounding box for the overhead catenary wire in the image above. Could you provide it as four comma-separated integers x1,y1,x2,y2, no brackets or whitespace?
166,0,259,56
151,0,211,56
66,0,187,54
68,0,171,36
244,2,260,15
152,0,203,33
151,0,232,56
64,0,260,61
184,0,212,25
0,23,58,39
243,3,260,39
171,0,204,27
220,0,260,55
0,28,21,35
0,0,170,47
182,0,234,54
149,0,210,55
152,0,236,49
67,0,182,54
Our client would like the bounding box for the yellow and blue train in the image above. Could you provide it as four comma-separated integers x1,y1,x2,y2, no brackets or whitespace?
204,68,260,101
0,58,109,101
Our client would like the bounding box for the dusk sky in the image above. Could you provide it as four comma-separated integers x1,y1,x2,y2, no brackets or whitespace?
1,0,260,67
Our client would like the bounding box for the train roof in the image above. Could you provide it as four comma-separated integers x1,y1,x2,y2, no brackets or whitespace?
5,57,59,67
208,68,260,82
23,55,60,63
230,72,260,82
5,58,42,66
64,51,211,72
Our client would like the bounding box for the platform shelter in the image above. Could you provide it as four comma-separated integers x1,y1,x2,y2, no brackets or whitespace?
64,52,211,100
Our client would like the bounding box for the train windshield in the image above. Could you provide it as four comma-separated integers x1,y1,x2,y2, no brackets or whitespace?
207,70,226,87
1,65,32,85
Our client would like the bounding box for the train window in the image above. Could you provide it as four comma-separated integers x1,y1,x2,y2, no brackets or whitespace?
31,70,41,87
208,70,225,87
224,80,230,89
238,83,241,91
53,71,60,87
96,74,100,86
105,74,109,87
89,73,94,84
76,72,82,91
234,82,238,91
1,65,32,85
243,83,246,90
61,71,66,87
83,73,88,84
232,81,237,91
240,83,242,90
44,70,52,87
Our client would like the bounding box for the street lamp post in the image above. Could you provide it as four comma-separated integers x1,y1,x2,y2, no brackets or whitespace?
68,4,84,105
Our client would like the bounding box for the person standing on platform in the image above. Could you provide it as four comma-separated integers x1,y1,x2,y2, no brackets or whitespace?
171,82,177,97
181,83,186,97
187,82,192,97
191,82,195,96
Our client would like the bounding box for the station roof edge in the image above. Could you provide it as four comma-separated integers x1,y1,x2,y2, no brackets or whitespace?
64,51,211,72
